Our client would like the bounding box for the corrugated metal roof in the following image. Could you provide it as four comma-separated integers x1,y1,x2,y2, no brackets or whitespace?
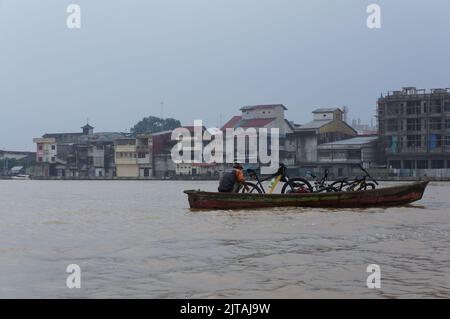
312,108,342,113
240,104,287,111
319,136,378,147
89,132,126,141
296,120,332,130
221,116,276,129
221,116,242,130
239,118,276,128
43,133,83,138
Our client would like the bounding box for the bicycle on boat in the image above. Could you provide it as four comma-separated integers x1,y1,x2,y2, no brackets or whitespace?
241,163,313,194
329,164,379,192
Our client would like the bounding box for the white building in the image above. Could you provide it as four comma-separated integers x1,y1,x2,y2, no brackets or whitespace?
221,104,295,165
33,138,57,163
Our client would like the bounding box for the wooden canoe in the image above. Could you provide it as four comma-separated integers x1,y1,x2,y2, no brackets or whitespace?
184,181,429,210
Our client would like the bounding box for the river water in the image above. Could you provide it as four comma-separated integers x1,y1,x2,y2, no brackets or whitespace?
0,180,449,299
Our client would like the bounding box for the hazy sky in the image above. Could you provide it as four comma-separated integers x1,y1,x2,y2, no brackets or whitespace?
1,0,450,150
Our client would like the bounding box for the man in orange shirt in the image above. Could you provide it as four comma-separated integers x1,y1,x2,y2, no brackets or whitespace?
218,162,249,193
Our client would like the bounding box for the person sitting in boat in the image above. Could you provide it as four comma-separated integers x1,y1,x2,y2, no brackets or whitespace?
218,162,249,193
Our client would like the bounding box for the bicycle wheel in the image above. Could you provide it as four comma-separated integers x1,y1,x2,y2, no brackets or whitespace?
329,180,350,192
281,178,313,194
322,185,340,192
358,182,376,191
240,182,262,194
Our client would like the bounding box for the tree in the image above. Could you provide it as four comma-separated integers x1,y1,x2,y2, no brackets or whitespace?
130,116,181,135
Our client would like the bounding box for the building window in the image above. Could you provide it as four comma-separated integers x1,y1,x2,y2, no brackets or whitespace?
431,160,445,169
406,135,421,148
417,160,428,169
406,118,421,131
403,160,415,169
445,101,450,112
446,119,450,129
430,105,442,113
51,157,55,162
38,157,43,162
387,102,403,115
51,145,56,150
430,100,442,113
406,100,421,115
445,135,450,146
38,145,43,151
406,104,420,115
319,151,331,159
335,151,346,159
389,160,401,169
387,119,399,131
348,150,361,159
429,118,442,130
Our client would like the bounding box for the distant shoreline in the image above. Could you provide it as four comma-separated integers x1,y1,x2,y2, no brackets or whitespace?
0,176,219,181
1,176,449,182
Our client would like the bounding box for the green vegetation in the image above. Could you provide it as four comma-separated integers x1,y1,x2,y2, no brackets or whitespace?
130,116,181,136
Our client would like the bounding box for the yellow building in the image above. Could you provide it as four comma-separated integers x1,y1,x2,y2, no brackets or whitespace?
115,138,138,177
289,108,357,166
115,135,152,178
175,162,218,176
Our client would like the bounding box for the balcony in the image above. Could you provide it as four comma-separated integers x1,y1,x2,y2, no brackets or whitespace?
136,146,150,153
115,157,137,165
115,145,136,152
137,156,151,165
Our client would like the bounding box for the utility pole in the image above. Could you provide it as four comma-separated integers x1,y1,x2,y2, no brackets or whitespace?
160,100,164,119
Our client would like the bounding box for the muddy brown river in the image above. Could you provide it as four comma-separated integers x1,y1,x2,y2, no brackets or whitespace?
0,180,449,298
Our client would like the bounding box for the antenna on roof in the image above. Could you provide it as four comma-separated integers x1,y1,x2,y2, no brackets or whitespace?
160,100,164,119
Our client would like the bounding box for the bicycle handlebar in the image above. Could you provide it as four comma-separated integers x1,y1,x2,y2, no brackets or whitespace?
358,164,379,185
246,163,288,181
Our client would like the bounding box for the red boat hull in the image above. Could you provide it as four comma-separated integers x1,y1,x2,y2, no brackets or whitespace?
184,181,429,210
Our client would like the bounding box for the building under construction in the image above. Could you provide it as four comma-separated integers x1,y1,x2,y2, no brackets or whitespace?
378,87,450,169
